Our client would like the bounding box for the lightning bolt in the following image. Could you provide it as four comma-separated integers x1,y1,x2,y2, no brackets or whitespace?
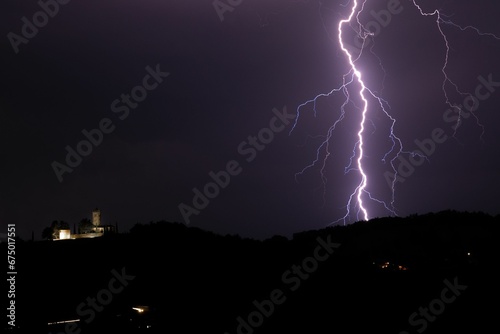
290,0,499,226
338,0,370,222
409,1,500,140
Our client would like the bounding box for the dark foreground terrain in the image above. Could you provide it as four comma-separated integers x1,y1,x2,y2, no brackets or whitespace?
4,210,499,333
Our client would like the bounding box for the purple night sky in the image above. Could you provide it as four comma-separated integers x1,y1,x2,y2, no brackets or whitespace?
1,0,500,241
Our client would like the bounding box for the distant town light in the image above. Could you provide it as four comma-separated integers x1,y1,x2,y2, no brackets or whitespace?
47,319,80,325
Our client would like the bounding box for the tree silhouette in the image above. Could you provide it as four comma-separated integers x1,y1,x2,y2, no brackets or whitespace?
79,218,93,234
42,220,70,240
41,227,53,240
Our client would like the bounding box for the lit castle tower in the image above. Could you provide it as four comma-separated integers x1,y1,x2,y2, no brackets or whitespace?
55,207,116,240
92,208,101,227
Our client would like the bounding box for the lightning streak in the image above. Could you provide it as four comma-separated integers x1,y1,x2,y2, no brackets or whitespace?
291,0,400,225
290,0,499,226
338,0,369,221
410,1,500,140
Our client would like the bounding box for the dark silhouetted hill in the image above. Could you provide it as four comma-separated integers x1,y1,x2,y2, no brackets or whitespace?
5,210,499,333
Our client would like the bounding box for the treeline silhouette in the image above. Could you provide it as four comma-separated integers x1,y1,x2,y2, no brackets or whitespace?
6,210,499,333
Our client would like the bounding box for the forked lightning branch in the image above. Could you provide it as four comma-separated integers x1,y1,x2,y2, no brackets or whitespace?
291,0,500,225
